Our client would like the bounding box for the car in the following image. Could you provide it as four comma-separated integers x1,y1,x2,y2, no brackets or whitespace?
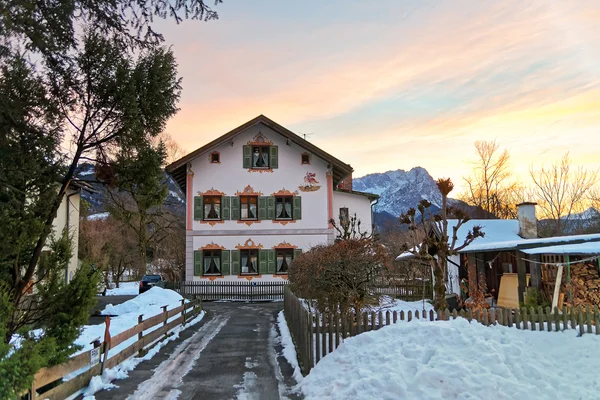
139,274,164,294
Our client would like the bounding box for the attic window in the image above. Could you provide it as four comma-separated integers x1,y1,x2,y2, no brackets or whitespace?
301,153,310,165
210,152,220,164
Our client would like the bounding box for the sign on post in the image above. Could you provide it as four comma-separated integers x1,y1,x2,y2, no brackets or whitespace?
90,347,100,366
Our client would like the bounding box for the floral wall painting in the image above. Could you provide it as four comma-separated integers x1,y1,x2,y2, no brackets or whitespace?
299,171,321,192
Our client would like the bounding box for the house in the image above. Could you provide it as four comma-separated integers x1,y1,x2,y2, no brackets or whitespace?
46,183,81,283
166,115,378,281
449,203,600,305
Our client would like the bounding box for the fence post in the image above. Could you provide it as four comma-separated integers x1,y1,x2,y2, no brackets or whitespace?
181,299,186,326
162,305,168,337
100,316,111,373
138,314,144,357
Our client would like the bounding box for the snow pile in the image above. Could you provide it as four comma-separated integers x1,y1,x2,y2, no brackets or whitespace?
101,286,181,316
81,311,206,399
277,311,303,383
75,287,185,356
299,318,600,400
105,281,140,296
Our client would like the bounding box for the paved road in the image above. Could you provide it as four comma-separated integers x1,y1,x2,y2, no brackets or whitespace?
94,302,302,400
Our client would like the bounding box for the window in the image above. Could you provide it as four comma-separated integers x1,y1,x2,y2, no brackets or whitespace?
340,207,349,224
301,153,310,164
210,152,220,163
241,249,259,275
203,250,222,275
276,249,293,274
252,146,270,168
240,196,258,220
204,196,221,220
275,196,293,220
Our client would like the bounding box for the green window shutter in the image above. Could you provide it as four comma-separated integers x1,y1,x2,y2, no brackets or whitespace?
258,196,268,220
270,146,278,169
293,249,303,259
193,196,203,221
266,196,276,220
194,250,203,276
259,249,268,274
267,249,276,274
231,250,241,275
222,196,231,220
231,196,241,220
221,250,231,276
293,196,302,220
243,145,252,168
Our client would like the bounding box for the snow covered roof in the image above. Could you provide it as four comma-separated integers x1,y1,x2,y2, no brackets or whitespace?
521,241,600,255
446,219,521,252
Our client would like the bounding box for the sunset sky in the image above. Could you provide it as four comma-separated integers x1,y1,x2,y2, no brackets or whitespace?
156,0,600,192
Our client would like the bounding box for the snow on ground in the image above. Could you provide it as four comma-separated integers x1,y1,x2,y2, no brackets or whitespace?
75,287,186,357
378,296,434,314
277,311,303,383
80,311,206,400
105,281,139,296
299,318,600,400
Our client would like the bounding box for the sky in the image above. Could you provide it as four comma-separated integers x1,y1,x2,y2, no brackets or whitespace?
155,0,600,192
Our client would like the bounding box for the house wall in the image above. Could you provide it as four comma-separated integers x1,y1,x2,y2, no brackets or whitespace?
184,122,373,281
49,188,80,282
331,190,374,235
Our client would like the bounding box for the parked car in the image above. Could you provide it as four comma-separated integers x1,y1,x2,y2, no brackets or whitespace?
139,275,164,294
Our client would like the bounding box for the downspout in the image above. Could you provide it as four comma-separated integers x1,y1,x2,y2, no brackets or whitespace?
370,197,379,234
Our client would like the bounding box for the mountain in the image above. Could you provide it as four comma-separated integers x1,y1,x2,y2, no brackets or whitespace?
353,167,443,217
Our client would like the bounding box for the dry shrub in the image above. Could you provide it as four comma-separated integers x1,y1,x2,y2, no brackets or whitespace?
289,237,389,315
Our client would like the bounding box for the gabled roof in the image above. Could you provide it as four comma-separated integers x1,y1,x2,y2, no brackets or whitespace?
166,115,354,193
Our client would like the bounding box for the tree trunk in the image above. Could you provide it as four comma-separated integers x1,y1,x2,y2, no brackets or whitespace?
433,259,448,310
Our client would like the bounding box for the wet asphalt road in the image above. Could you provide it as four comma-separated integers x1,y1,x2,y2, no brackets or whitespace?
93,302,302,400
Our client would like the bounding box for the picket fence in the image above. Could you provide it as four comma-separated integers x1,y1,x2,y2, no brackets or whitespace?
166,280,289,301
27,298,202,399
283,287,600,375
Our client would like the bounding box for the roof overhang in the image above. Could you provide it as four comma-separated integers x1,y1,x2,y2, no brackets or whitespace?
166,115,353,194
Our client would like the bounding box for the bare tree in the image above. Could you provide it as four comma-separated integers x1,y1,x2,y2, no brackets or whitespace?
460,140,519,219
530,153,598,236
154,132,186,165
400,178,484,310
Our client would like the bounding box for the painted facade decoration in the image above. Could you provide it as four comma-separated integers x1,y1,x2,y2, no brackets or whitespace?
298,172,321,192
165,115,378,282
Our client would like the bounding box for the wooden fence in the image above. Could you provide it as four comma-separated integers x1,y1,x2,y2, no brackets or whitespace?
373,281,433,301
166,280,289,301
283,286,600,375
28,298,203,399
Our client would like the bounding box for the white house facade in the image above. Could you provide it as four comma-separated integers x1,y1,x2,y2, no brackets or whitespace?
167,115,377,282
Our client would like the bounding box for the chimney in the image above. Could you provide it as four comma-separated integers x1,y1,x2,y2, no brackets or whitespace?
517,202,538,239
337,173,353,191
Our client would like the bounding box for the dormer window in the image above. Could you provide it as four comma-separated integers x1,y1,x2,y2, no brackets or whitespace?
301,152,310,165
210,151,220,164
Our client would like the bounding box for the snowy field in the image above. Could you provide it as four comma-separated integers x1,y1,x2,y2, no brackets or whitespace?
297,318,600,400
105,281,140,296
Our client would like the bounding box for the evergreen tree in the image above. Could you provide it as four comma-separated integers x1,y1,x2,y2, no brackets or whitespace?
0,0,211,394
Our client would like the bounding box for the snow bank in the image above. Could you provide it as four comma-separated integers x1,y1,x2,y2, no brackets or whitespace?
299,318,600,400
105,281,139,296
101,286,181,316
277,311,303,383
75,287,185,356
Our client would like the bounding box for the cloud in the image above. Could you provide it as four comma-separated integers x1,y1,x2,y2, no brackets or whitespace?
160,0,600,190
